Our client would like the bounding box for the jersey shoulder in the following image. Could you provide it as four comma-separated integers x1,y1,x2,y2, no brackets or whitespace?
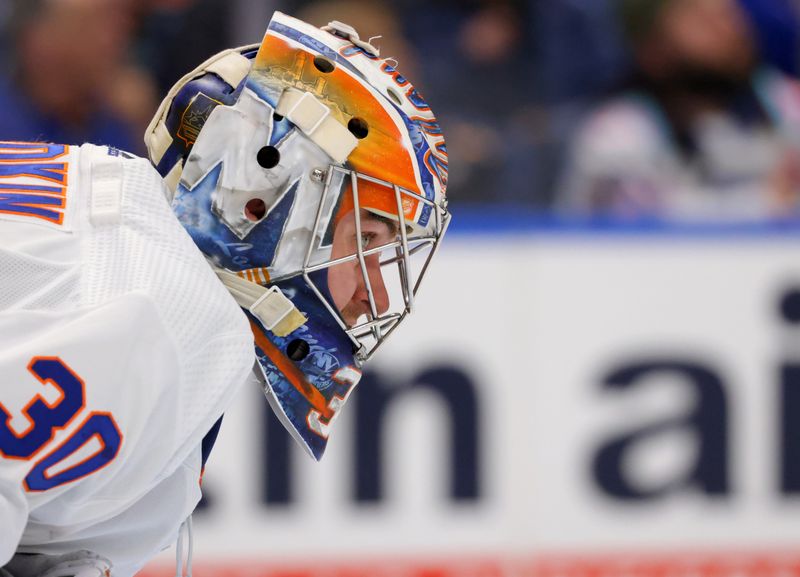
0,138,254,486
0,141,252,567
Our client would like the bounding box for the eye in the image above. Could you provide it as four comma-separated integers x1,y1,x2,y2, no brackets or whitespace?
360,233,374,251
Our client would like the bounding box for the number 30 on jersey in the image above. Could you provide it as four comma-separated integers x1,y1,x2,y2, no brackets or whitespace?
0,357,122,491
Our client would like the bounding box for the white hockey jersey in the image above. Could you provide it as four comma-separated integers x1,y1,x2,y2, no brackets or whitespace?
0,142,255,576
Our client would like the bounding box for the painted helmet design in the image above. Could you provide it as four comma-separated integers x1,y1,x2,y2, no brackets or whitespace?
145,12,450,460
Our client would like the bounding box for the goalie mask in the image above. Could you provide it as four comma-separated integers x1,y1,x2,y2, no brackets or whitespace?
145,12,450,460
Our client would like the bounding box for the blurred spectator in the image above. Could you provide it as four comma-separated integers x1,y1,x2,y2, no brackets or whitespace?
557,0,800,221
0,0,157,154
530,0,629,104
394,0,540,205
295,0,536,205
130,0,234,96
295,0,418,80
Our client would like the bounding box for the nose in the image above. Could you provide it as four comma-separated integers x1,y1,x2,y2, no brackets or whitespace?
356,255,390,316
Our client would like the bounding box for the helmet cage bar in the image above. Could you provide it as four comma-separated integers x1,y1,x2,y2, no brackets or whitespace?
293,165,448,365
347,313,403,339
380,239,439,265
393,182,414,312
301,165,336,272
348,311,403,362
349,170,384,343
413,209,450,296
300,236,437,274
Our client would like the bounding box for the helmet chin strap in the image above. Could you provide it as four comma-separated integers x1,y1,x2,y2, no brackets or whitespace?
214,268,307,337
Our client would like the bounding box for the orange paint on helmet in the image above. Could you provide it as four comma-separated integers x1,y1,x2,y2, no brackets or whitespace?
252,34,423,224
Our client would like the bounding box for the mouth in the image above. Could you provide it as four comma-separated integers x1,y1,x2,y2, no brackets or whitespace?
340,301,372,328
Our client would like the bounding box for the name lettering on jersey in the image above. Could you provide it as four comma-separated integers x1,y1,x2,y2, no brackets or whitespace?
0,142,70,226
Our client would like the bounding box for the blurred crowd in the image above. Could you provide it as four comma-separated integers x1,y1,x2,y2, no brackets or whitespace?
1,0,799,221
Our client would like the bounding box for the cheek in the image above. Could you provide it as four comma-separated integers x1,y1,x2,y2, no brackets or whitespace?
327,262,358,312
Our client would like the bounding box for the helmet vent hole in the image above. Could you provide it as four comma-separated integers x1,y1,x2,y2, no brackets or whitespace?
313,56,335,73
287,339,310,361
273,112,284,122
244,198,267,221
348,117,369,139
257,146,280,169
387,88,403,106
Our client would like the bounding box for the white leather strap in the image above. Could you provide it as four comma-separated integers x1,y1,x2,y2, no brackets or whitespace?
145,45,257,167
250,286,296,331
90,159,123,226
285,91,330,134
276,89,358,164
163,159,183,200
215,268,307,337
205,51,251,88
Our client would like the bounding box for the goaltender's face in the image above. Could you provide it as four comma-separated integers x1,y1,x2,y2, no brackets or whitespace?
328,209,397,327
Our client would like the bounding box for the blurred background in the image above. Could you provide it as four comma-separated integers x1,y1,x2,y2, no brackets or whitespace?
4,0,800,575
